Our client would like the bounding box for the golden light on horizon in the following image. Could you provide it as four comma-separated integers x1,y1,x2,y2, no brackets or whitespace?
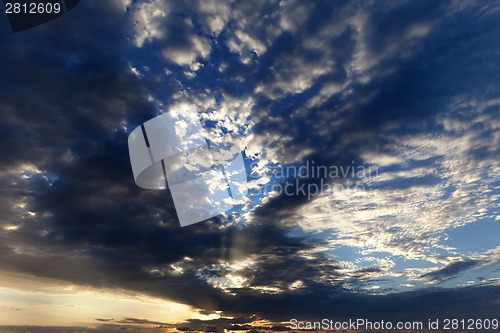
0,271,208,327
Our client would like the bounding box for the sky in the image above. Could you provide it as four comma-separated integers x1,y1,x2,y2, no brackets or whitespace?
0,0,499,332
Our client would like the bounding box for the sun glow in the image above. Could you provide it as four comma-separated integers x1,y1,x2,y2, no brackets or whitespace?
0,271,203,326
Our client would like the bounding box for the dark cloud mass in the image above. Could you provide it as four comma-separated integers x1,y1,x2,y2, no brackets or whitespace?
0,0,499,328
420,260,480,283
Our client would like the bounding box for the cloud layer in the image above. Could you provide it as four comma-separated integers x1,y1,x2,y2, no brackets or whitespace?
0,0,499,327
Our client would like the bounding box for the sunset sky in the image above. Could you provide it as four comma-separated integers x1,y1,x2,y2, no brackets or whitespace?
0,0,499,332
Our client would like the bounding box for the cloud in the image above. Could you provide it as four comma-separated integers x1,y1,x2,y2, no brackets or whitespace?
117,317,171,325
131,0,169,47
161,31,211,67
421,260,480,283
130,1,212,67
0,0,499,327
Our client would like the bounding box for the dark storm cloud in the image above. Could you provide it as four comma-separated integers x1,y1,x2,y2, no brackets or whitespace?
215,284,500,323
0,0,499,327
421,260,480,283
0,0,184,290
